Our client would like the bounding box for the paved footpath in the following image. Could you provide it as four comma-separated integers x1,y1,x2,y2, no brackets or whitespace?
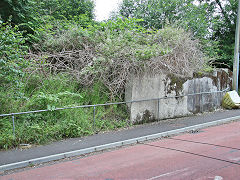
2,120,240,179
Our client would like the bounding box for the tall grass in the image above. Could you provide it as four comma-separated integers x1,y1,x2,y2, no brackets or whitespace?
0,73,130,149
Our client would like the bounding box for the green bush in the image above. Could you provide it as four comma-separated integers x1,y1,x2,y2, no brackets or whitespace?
0,21,28,92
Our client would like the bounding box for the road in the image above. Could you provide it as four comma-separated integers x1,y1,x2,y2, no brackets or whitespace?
2,121,240,180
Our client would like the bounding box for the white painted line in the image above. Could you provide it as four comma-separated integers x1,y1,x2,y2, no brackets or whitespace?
214,176,223,180
146,168,189,180
1,114,240,172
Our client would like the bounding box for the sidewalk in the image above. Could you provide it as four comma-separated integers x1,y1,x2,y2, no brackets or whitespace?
1,109,240,168
2,114,240,179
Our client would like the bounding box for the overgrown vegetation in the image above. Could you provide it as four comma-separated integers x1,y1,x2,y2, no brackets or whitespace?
0,73,129,149
0,0,233,149
0,1,130,149
30,18,205,98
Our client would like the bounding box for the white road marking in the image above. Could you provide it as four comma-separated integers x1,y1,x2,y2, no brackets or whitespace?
146,168,189,180
214,176,223,180
229,156,240,161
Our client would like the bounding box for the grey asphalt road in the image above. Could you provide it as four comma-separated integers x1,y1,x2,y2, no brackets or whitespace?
1,109,240,166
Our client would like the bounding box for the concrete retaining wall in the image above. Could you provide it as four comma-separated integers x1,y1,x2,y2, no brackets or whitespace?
125,69,232,123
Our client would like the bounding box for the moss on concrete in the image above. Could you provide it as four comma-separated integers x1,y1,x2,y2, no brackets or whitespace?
164,74,188,96
134,110,156,124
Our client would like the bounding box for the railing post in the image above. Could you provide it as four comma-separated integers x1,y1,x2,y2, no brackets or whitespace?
130,102,132,125
157,98,160,120
93,105,96,131
200,92,203,113
12,115,15,137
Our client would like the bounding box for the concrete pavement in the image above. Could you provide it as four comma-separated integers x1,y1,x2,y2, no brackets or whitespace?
2,118,240,179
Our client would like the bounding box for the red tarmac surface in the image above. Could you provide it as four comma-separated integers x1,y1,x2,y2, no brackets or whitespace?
2,121,240,180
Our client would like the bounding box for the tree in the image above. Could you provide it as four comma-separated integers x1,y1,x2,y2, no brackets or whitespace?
118,0,238,68
33,0,95,22
210,0,238,67
0,0,95,23
119,0,214,38
0,0,37,35
0,0,95,44
0,0,33,24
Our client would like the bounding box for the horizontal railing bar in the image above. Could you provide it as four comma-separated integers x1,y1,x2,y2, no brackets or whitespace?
0,88,229,117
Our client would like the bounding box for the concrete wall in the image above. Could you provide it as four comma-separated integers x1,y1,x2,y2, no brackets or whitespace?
125,69,232,123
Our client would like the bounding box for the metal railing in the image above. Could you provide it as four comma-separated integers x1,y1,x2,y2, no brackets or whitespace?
0,88,229,137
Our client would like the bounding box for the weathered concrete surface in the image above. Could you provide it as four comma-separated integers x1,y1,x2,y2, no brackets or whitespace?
126,69,232,122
